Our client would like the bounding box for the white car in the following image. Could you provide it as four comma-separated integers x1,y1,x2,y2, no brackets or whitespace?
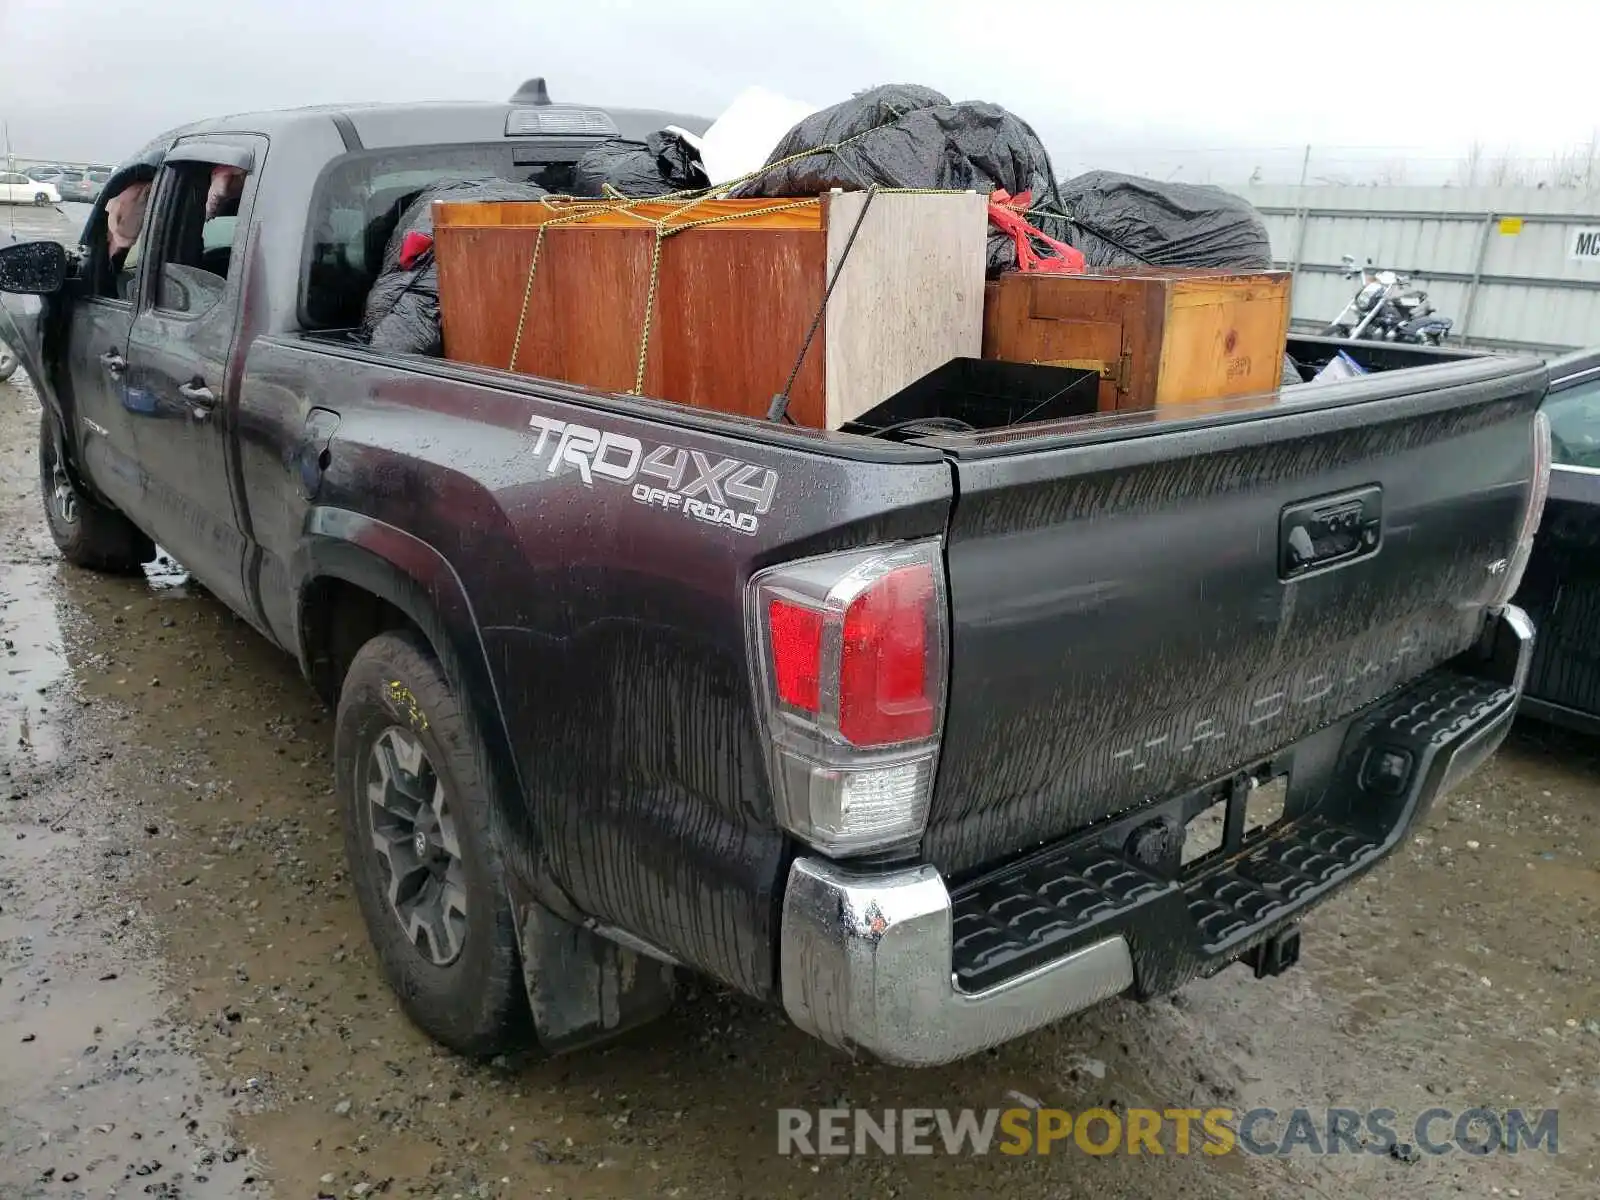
0,172,60,205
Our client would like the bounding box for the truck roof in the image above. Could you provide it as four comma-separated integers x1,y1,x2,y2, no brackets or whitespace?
142,100,712,156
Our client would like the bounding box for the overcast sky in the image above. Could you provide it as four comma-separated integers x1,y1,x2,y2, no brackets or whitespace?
4,0,1594,181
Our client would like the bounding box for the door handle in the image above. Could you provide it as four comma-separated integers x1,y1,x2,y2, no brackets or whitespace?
178,380,216,407
99,349,126,377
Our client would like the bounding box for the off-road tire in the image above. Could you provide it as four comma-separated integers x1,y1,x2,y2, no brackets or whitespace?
38,411,155,573
335,630,528,1057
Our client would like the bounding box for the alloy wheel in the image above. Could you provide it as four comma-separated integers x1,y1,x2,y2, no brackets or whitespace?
365,726,469,966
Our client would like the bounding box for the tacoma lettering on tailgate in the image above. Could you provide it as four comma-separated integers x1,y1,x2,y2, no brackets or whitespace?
1107,629,1424,777
527,415,777,535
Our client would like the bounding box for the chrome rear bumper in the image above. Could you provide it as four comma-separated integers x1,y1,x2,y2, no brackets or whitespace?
781,858,1134,1067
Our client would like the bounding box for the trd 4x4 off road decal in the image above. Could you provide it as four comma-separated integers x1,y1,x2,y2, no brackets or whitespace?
527,415,777,535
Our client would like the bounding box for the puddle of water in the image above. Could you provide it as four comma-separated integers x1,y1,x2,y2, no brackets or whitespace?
0,808,266,1197
0,562,69,767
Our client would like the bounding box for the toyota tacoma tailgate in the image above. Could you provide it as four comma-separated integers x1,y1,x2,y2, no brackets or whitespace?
925,354,1548,874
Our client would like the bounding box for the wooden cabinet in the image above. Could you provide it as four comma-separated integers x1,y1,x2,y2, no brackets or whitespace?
981,269,1293,412
434,192,987,429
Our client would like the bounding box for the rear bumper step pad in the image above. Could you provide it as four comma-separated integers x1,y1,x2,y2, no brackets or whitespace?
949,668,1519,996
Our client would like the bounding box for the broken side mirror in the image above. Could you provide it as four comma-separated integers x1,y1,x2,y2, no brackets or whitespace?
0,240,68,295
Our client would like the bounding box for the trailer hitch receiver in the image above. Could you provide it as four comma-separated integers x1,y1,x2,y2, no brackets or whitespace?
1241,926,1302,979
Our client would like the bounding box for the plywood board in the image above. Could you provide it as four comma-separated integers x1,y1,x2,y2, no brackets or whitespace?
821,191,988,430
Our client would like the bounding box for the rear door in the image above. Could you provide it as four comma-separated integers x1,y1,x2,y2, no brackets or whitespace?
921,357,1548,875
1517,353,1600,723
123,135,263,617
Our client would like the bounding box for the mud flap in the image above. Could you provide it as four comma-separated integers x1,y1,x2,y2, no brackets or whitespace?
515,895,676,1053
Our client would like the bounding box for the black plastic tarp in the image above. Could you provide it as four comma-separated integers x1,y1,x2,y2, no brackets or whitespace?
732,84,1069,274
572,131,709,198
745,83,949,178
362,178,549,357
1055,171,1273,271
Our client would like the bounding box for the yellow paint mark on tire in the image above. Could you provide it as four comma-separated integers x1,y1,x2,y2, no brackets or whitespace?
386,680,429,731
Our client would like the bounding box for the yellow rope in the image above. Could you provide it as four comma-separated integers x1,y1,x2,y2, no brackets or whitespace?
506,204,610,373
625,197,828,393
633,227,666,395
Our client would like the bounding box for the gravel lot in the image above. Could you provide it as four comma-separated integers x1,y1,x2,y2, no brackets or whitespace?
1,200,1596,1199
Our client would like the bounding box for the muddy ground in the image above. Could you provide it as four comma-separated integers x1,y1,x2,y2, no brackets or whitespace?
2,209,1597,1200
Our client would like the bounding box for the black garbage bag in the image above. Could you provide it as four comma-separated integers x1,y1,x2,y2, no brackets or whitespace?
649,131,710,191
362,178,548,356
734,87,1067,273
573,131,709,198
744,83,950,185
1055,171,1273,271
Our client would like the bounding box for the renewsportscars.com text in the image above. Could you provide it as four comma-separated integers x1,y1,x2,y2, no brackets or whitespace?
777,1106,1560,1157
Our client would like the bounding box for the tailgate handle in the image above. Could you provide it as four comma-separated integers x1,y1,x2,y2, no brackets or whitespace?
1280,485,1383,580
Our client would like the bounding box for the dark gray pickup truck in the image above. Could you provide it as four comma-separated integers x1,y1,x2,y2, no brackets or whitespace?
0,93,1550,1066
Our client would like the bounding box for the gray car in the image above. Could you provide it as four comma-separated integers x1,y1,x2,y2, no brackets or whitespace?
49,169,98,203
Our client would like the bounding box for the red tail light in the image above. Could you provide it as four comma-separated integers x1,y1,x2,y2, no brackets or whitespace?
747,541,948,856
769,598,823,713
839,564,936,745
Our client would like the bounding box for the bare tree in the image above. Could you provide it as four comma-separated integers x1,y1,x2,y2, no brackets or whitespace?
1486,151,1525,188
1373,158,1408,186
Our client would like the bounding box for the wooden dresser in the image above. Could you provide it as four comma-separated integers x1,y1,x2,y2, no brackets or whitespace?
434,192,988,429
982,269,1293,412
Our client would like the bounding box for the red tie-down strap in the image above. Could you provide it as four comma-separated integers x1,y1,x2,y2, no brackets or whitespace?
987,190,1085,274
398,231,435,270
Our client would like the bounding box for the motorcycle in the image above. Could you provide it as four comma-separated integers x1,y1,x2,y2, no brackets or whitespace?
1322,254,1453,346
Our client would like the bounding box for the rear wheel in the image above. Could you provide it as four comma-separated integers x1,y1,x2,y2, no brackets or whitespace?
0,342,17,382
33,192,49,206
335,630,528,1057
37,412,154,572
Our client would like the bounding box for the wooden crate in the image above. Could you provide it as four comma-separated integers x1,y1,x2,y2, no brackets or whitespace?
981,269,1293,412
434,193,988,429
